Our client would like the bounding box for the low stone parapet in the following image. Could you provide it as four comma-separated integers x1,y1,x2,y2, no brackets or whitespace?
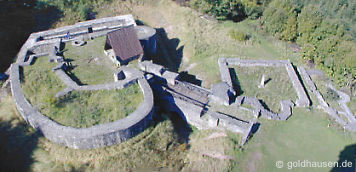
11,61,154,149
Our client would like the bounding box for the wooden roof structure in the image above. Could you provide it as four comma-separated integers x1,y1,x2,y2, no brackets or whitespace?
105,25,143,62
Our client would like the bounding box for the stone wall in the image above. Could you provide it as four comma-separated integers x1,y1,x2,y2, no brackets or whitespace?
53,65,143,97
140,61,254,145
235,96,294,120
159,85,254,145
222,58,310,107
9,15,156,149
34,15,136,41
284,62,310,107
298,67,356,131
11,62,154,149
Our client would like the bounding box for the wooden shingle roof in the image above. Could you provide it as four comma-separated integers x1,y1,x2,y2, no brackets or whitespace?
107,26,143,61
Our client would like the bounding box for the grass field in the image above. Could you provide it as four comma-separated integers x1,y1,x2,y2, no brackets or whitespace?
21,56,143,128
232,66,298,113
63,36,116,85
39,86,143,128
232,108,356,172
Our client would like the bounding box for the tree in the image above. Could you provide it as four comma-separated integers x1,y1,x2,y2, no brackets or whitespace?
281,15,297,41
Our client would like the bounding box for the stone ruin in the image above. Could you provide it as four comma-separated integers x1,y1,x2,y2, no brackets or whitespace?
7,14,356,149
298,67,356,131
216,57,310,121
10,15,154,149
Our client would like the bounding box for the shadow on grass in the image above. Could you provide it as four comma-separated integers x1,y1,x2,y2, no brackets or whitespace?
331,144,356,172
157,101,193,143
153,28,184,72
0,1,63,73
64,70,86,86
0,121,41,171
264,78,272,85
150,79,193,143
62,57,86,86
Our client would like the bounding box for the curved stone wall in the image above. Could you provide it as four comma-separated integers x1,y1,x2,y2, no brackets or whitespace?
10,15,155,149
11,62,154,149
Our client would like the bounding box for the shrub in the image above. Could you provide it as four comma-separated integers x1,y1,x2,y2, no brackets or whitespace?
325,88,340,101
229,29,247,42
189,0,263,21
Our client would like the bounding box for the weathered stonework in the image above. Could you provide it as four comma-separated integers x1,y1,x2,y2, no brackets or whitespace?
10,15,155,149
140,61,254,146
222,58,310,108
298,67,356,131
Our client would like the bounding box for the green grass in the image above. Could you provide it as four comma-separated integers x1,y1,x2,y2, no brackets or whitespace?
232,66,298,113
231,108,356,172
183,129,238,172
21,56,143,128
22,56,66,97
63,36,116,85
40,86,143,128
348,98,356,117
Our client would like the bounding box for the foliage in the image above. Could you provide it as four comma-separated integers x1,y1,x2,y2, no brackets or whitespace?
281,15,297,41
262,0,356,88
36,0,111,21
325,87,340,101
190,0,265,21
229,29,247,41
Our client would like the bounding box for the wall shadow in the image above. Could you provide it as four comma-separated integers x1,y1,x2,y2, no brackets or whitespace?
259,99,272,112
150,78,192,143
33,6,63,32
178,71,202,86
292,64,313,106
0,120,41,171
331,144,356,172
229,68,243,95
153,28,184,72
